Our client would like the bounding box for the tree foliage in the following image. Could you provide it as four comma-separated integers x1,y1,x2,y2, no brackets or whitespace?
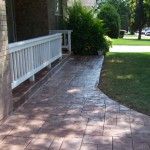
130,0,150,39
108,0,130,30
97,0,130,31
97,3,121,38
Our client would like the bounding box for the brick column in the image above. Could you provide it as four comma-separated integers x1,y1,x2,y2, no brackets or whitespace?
0,0,12,123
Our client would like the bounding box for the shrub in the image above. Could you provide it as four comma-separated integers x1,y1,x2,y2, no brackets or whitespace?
97,3,121,38
65,1,107,55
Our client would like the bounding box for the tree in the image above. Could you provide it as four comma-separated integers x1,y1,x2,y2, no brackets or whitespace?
144,0,150,26
133,0,145,39
108,0,130,31
130,0,150,39
97,3,121,38
97,0,130,31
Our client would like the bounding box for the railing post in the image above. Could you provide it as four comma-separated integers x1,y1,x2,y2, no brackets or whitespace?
63,33,66,48
29,46,35,82
68,31,72,53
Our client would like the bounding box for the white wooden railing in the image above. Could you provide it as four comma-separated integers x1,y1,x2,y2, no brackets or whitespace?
9,33,62,89
49,30,72,53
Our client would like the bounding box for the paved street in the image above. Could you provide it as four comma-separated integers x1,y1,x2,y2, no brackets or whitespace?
0,56,150,150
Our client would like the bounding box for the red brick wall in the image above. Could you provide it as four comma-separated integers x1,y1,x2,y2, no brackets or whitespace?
14,0,49,41
0,0,12,123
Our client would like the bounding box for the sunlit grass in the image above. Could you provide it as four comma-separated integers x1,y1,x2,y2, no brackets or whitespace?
113,35,150,46
99,52,150,115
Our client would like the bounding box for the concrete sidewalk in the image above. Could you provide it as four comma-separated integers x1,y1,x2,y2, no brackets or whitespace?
0,56,150,150
110,46,150,52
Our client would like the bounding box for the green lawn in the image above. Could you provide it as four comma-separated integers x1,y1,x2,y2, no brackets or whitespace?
99,53,150,115
113,36,150,46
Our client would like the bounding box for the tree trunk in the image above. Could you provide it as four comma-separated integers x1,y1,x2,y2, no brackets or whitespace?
138,28,142,40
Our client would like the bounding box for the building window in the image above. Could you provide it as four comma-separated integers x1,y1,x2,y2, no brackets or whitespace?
55,0,62,16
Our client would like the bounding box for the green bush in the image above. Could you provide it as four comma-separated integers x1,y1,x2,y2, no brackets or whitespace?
65,1,107,55
97,3,121,38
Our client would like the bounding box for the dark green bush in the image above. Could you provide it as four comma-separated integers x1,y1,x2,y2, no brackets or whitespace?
97,3,121,38
65,1,107,55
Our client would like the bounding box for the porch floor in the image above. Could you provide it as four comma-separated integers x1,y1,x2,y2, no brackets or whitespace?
0,56,150,150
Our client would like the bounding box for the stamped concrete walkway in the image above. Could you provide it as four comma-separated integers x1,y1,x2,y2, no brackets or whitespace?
0,56,150,150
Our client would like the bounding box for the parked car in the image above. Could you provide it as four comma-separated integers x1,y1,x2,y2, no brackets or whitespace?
143,27,150,34
137,27,150,34
145,27,150,31
136,29,146,34
141,29,145,34
119,30,127,38
145,30,150,36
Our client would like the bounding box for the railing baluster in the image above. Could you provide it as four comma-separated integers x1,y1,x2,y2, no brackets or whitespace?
19,50,23,77
22,50,25,75
10,53,14,83
16,51,21,79
13,53,17,81
24,49,28,74
27,48,30,72
29,46,35,82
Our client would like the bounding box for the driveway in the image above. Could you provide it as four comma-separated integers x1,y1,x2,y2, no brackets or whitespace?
0,56,150,150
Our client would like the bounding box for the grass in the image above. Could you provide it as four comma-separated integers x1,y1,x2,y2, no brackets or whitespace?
99,52,150,115
113,35,150,46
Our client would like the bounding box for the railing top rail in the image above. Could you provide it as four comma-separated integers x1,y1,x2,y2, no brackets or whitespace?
49,30,73,34
9,33,62,53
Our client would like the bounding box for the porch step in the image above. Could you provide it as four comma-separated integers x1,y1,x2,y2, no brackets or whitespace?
12,54,70,111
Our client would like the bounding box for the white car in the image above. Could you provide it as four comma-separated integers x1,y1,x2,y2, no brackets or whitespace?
145,30,150,36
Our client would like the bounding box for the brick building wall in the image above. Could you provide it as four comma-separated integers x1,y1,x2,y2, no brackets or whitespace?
0,0,12,123
14,0,49,41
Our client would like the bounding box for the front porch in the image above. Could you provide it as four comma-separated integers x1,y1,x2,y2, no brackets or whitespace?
0,0,73,119
8,27,73,110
